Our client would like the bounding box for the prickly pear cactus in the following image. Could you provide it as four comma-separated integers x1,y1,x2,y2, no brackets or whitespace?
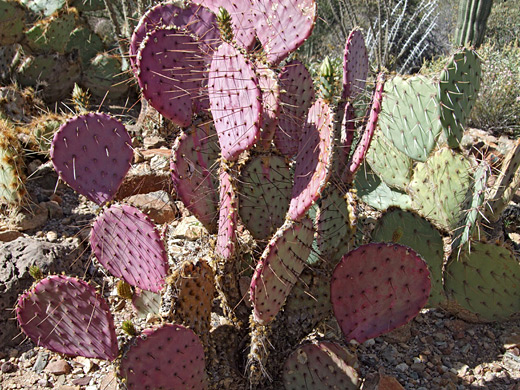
216,163,238,259
238,154,292,240
0,0,25,45
342,28,368,100
90,204,169,293
444,241,520,322
83,52,129,100
25,11,76,54
331,243,431,343
50,113,133,205
255,64,280,150
119,324,208,389
0,119,26,206
283,341,360,390
16,275,118,360
132,288,161,319
371,208,445,307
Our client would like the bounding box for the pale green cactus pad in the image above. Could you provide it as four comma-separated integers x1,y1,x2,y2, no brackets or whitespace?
408,148,472,230
439,48,481,148
444,241,520,322
366,130,413,190
379,75,442,162
372,208,445,307
20,0,66,16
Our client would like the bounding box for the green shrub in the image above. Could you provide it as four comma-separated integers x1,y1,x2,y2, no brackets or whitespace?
485,0,520,48
468,42,520,138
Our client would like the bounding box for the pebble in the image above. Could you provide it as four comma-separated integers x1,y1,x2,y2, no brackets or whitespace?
1,362,17,373
396,363,409,372
33,352,49,372
46,360,71,375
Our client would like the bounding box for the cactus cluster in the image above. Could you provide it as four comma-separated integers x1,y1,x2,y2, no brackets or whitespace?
12,0,520,389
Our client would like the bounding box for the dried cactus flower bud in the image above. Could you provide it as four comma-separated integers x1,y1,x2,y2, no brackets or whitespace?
121,320,137,336
29,265,43,281
217,6,234,42
116,280,134,300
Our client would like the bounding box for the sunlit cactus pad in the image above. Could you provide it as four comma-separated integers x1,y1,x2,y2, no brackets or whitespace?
119,324,208,390
50,113,132,205
16,275,118,361
208,42,262,161
342,28,368,100
275,60,316,157
288,98,334,221
238,154,292,240
283,341,359,390
216,164,237,259
408,147,472,230
250,218,314,324
444,241,520,322
378,75,441,162
252,0,317,66
372,208,445,307
171,122,220,233
331,243,430,343
91,204,169,293
255,65,280,149
137,27,207,127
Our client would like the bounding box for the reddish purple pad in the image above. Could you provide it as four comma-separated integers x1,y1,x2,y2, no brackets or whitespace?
252,0,317,66
331,243,431,343
137,28,207,127
16,275,118,361
216,167,237,259
194,0,256,50
256,65,280,149
120,324,208,390
274,60,315,157
208,42,262,161
171,123,220,233
90,204,169,293
342,29,368,100
130,2,220,73
288,98,334,221
50,113,132,205
250,218,314,324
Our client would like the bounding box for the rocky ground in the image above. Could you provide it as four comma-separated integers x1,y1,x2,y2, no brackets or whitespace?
0,127,519,390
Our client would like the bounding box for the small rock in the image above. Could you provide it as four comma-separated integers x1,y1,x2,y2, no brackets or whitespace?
383,322,412,344
46,359,71,375
173,216,208,240
378,374,405,390
125,191,177,224
1,361,17,373
33,352,49,372
503,334,520,350
72,376,92,386
46,231,58,242
99,371,119,390
143,135,166,149
0,230,23,242
13,203,48,231
42,200,63,219
396,363,409,372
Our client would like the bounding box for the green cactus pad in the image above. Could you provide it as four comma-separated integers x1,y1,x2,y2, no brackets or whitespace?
372,208,445,307
283,341,359,390
0,120,26,206
132,288,161,318
444,242,520,322
20,0,66,16
0,0,25,45
82,53,129,99
238,154,292,240
25,12,76,54
379,75,442,162
439,48,481,148
314,187,356,259
65,27,104,68
354,164,412,211
366,130,413,190
409,148,472,230
452,160,489,254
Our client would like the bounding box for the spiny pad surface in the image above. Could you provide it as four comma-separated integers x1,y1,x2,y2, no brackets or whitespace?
50,113,132,205
251,0,317,66
216,164,237,259
288,98,334,221
250,218,314,324
274,60,315,157
255,64,280,150
120,324,208,390
171,122,220,233
444,242,520,322
208,42,262,161
342,28,368,100
91,204,169,293
283,341,359,390
238,154,292,240
130,2,219,72
16,275,118,360
331,243,430,343
137,28,207,127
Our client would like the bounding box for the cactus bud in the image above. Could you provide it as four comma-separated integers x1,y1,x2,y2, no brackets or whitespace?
116,280,133,300
71,83,90,113
217,7,234,43
319,56,336,102
121,320,137,336
29,265,43,281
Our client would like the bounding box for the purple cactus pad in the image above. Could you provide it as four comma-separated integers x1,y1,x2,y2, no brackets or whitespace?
120,324,208,389
331,243,431,343
342,29,368,100
50,113,132,205
274,60,315,157
90,204,169,293
252,0,317,65
287,98,334,221
137,27,208,127
255,64,280,150
216,165,237,259
208,42,262,161
16,275,118,360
